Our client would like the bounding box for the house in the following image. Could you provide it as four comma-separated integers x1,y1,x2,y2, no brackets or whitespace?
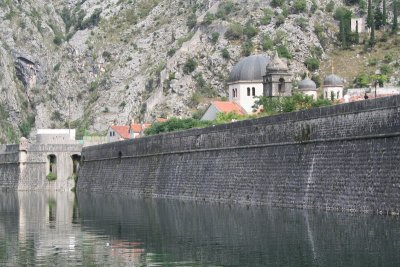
107,123,151,142
201,101,246,121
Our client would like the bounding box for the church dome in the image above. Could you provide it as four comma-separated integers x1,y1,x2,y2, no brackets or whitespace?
299,78,317,91
324,74,343,87
228,55,270,83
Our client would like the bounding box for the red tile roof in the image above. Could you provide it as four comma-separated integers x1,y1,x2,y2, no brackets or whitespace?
110,124,152,139
212,101,246,115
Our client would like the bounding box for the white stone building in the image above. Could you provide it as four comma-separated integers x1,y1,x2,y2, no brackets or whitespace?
323,74,344,100
227,55,269,113
298,77,318,100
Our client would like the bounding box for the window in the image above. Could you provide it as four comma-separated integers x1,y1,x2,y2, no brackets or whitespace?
337,91,340,99
247,87,250,96
252,87,255,96
278,78,285,93
110,131,112,137
325,91,328,98
232,88,238,98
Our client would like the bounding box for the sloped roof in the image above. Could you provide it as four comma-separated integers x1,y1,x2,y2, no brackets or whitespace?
266,51,288,72
111,125,130,139
110,124,152,139
212,101,246,115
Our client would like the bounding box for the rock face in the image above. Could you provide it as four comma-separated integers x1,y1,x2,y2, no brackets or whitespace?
0,0,350,142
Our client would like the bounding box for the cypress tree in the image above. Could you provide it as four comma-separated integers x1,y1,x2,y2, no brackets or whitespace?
355,21,360,44
340,18,347,47
367,0,373,28
383,0,387,27
370,15,376,46
393,0,398,33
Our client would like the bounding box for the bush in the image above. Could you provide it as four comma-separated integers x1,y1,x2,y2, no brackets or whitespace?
261,35,273,51
211,32,220,44
202,12,215,25
144,117,212,135
221,48,230,59
167,48,176,57
260,8,273,25
277,45,292,59
53,35,63,45
187,13,197,29
271,0,285,7
354,73,370,87
325,0,335,12
46,172,57,181
243,22,258,39
224,23,243,40
293,0,307,13
304,57,320,71
183,58,197,74
242,41,253,56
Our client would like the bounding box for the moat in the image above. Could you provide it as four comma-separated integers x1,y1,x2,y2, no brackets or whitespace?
1,191,400,266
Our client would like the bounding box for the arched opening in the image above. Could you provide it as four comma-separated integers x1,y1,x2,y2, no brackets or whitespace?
278,78,285,94
337,91,340,99
48,154,57,174
247,87,250,96
47,154,57,181
252,87,255,96
71,154,81,176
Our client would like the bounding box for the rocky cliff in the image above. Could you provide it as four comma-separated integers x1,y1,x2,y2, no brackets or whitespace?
0,0,383,142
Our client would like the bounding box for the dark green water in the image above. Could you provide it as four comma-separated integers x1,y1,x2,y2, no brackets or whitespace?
0,191,399,266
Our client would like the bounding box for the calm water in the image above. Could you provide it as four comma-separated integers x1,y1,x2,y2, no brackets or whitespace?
0,192,400,266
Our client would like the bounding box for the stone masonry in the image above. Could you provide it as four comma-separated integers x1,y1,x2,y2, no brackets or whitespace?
79,96,400,214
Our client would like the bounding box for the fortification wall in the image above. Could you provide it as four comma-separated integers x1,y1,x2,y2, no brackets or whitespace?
0,143,82,191
78,96,400,214
0,145,20,190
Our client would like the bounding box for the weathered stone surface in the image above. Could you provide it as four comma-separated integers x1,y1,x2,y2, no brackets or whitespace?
77,96,400,214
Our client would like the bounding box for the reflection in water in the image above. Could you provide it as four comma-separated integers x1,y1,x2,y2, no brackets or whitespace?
0,191,400,266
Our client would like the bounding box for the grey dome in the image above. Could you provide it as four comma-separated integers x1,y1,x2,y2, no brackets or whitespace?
228,55,270,83
324,74,343,87
299,78,317,91
266,51,288,72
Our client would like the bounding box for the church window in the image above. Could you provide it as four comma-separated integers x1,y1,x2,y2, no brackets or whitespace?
325,91,328,98
110,131,112,137
232,88,235,97
247,87,250,96
252,87,255,96
337,91,340,99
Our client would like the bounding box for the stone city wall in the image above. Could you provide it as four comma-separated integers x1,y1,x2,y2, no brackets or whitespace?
77,95,399,214
0,143,82,191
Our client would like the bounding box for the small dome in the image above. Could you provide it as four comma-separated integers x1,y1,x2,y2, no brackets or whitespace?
266,51,288,72
299,78,317,91
228,55,270,83
324,74,343,87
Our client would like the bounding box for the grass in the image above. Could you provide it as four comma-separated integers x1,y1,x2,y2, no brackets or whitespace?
320,32,400,87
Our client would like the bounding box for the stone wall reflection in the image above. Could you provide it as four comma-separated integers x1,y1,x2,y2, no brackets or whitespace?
77,193,400,266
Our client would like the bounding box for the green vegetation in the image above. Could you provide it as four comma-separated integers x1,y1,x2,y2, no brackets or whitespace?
19,115,35,138
304,57,320,71
293,0,307,13
194,73,217,98
260,8,273,25
145,118,212,135
224,23,243,40
211,32,220,44
221,48,230,59
46,172,57,181
145,94,333,136
254,93,332,115
277,45,292,59
183,58,197,74
187,13,197,29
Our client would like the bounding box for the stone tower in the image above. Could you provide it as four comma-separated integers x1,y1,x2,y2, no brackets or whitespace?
263,52,292,97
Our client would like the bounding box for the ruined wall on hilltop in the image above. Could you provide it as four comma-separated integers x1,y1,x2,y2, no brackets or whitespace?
78,96,400,214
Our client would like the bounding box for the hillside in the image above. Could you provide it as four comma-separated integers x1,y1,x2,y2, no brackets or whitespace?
0,0,398,143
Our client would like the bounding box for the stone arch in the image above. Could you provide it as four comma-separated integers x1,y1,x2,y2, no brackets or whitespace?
47,154,57,176
278,78,285,94
71,154,81,176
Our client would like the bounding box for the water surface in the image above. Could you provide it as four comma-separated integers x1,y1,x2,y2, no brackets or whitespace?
0,191,399,266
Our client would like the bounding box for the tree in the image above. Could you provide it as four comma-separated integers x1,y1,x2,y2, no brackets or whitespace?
374,6,383,29
367,0,373,28
383,0,387,27
393,0,398,33
370,15,376,46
